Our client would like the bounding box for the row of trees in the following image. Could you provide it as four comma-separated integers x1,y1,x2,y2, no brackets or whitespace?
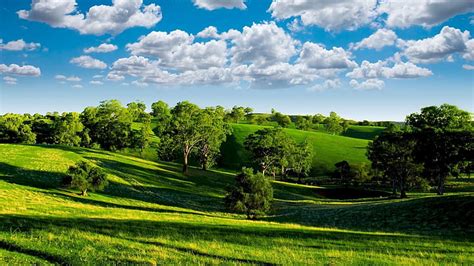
368,104,473,197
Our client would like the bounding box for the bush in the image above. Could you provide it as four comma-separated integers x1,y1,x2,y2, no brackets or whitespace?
64,161,108,196
225,168,273,219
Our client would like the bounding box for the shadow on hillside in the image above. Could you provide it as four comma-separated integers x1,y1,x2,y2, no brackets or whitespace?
0,162,64,189
0,214,464,264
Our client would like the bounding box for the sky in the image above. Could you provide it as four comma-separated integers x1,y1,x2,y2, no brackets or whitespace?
0,0,473,121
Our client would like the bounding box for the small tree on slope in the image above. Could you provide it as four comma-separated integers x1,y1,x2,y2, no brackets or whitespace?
64,161,108,196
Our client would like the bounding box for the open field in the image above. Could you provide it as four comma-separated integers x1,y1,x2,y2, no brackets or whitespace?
0,144,473,265
220,124,370,175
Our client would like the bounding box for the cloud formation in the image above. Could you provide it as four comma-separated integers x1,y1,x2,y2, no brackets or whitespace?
193,0,246,10
0,64,41,76
18,0,162,35
84,43,118,53
70,55,107,69
352,29,398,51
0,39,41,51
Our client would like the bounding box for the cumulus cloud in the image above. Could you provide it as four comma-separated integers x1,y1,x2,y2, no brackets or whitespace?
193,0,246,10
3,76,18,85
84,43,118,53
0,64,41,76
0,39,41,51
90,80,104,85
297,42,357,69
347,60,432,79
196,26,220,39
229,22,298,67
350,79,385,90
268,0,378,31
379,0,474,28
463,64,474,70
352,29,398,51
18,0,162,35
72,84,83,88
70,55,107,69
463,39,474,61
399,26,471,64
308,79,341,92
55,74,81,82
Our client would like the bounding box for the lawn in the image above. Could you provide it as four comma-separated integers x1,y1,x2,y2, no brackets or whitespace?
0,144,473,264
220,124,370,176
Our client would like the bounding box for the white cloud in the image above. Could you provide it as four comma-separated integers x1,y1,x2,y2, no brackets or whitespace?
90,80,104,85
400,26,471,63
308,79,341,92
0,39,40,51
55,74,81,82
196,26,220,39
18,0,162,36
463,64,474,70
72,84,83,88
229,22,298,67
70,55,107,69
193,0,246,10
352,29,398,51
127,30,227,71
268,0,378,31
106,73,125,81
379,0,474,28
92,74,103,79
463,39,474,61
84,43,118,53
3,76,18,85
0,64,41,76
350,79,385,90
297,42,357,69
347,60,432,79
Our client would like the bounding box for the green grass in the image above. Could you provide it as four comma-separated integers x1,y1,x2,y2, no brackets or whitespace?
220,124,370,176
0,144,473,265
343,125,386,140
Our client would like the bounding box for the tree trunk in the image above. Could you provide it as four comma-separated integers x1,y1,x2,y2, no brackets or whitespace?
437,175,445,195
391,178,397,196
183,150,189,174
81,189,88,196
399,177,407,198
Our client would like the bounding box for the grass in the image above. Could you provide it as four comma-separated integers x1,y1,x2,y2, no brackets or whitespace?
0,144,473,265
343,125,386,140
220,123,370,176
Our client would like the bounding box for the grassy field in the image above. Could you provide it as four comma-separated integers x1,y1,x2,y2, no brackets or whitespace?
220,124,370,176
343,125,386,140
0,144,473,264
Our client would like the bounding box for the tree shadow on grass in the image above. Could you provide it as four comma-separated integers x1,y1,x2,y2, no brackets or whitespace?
0,240,67,264
0,214,468,264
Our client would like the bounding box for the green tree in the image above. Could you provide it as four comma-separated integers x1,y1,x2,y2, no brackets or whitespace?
195,106,232,170
127,101,147,122
333,160,351,185
63,161,108,196
224,168,273,219
295,116,312,131
273,112,291,128
367,132,422,198
288,141,312,182
130,118,153,155
151,100,172,135
0,114,36,144
52,112,84,146
244,128,289,176
226,106,246,123
406,104,473,195
324,112,343,135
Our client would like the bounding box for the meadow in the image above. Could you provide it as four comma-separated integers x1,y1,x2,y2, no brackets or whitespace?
0,144,473,265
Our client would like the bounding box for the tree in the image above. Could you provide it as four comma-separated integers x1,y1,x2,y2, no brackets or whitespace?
195,106,231,170
273,112,291,128
295,116,312,131
127,101,147,122
224,168,273,219
324,112,343,135
151,100,171,135
288,141,312,182
64,161,108,196
244,128,289,176
244,107,254,120
130,118,153,155
406,104,473,195
81,100,133,151
52,112,84,146
367,131,422,198
0,114,36,144
226,106,246,123
333,160,351,185
312,114,325,125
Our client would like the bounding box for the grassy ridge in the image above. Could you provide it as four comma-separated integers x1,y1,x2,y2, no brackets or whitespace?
0,144,472,264
220,124,370,176
343,125,386,140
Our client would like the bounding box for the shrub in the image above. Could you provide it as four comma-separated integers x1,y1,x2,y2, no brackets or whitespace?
225,168,273,219
64,161,108,196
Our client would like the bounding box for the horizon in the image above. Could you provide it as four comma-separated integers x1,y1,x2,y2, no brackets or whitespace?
1,0,473,120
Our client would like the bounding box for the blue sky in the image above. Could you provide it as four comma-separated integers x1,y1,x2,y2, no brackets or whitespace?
0,0,473,121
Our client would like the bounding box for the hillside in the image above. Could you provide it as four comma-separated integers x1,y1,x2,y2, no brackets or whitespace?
220,124,370,176
0,144,473,264
343,125,386,140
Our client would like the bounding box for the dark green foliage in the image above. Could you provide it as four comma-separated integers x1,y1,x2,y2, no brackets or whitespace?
151,100,171,134
324,112,343,135
127,101,149,122
64,161,108,196
273,112,291,128
295,116,312,131
0,114,36,144
225,106,246,123
225,168,273,219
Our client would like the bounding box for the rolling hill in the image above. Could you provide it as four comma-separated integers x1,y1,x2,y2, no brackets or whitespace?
0,144,472,264
220,124,370,176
